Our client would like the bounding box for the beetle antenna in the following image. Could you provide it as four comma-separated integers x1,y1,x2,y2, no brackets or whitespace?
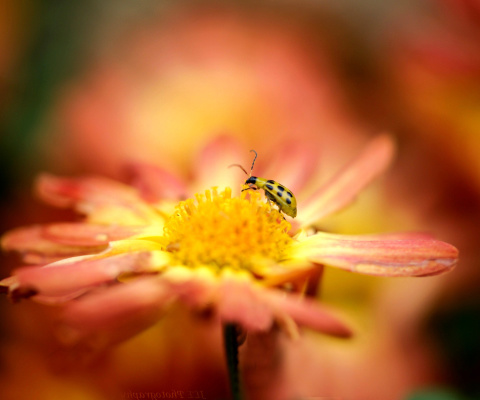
228,164,248,175
249,150,258,176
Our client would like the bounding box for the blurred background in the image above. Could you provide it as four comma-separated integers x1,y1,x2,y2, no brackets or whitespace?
1,0,479,399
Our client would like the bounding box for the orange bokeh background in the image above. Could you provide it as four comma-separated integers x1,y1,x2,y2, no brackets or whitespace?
1,1,479,399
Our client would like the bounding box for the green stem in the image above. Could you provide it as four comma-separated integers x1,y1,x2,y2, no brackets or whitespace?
223,323,243,400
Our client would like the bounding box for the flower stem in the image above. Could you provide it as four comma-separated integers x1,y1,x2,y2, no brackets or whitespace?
223,323,243,400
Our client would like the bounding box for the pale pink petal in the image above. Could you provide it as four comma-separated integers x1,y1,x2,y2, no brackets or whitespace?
0,276,17,291
264,291,353,338
257,262,323,296
218,275,274,331
60,277,171,345
161,268,217,308
0,276,41,303
324,231,436,241
1,225,107,264
35,174,162,225
36,173,134,207
292,232,458,276
193,135,246,192
27,291,93,304
42,223,156,246
298,134,395,227
13,251,168,297
216,274,352,337
258,140,320,195
125,162,188,202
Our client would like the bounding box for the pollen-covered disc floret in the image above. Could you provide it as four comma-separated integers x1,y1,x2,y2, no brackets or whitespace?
162,187,292,271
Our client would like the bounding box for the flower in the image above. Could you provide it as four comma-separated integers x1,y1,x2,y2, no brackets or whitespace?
43,4,358,177
0,135,458,345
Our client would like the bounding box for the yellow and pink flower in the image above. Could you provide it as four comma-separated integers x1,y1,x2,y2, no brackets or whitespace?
1,135,458,344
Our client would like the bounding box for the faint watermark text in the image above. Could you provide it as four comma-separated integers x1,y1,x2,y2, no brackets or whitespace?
122,390,206,399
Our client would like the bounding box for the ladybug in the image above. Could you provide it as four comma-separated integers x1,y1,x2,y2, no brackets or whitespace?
229,150,297,218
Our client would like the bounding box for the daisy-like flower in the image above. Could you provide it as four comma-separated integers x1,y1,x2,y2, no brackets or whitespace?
1,135,458,347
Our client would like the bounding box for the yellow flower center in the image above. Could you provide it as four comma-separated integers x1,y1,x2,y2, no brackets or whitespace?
162,187,292,272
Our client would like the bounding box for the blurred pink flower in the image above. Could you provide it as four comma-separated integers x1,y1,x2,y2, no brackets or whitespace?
42,5,362,177
386,0,480,192
1,135,457,345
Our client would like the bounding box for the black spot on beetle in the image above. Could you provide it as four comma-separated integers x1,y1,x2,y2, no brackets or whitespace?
267,179,275,184
266,184,274,191
277,191,283,197
286,197,292,205
277,186,285,192
286,191,293,198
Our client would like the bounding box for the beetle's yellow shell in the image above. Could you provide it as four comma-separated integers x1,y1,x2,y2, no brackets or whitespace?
245,176,297,218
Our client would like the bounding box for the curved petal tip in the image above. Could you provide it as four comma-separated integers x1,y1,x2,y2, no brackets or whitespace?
294,232,459,277
299,133,396,227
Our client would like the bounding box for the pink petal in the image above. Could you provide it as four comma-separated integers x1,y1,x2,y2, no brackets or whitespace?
35,174,162,224
324,231,436,241
218,275,274,331
42,223,153,246
36,173,132,207
125,162,188,202
257,140,320,195
60,277,171,344
298,134,395,227
1,225,107,264
161,270,217,309
193,135,246,193
0,276,41,303
0,276,17,291
13,251,166,297
258,263,323,296
292,232,458,276
264,290,353,338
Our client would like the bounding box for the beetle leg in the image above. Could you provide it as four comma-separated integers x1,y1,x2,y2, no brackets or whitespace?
275,204,286,220
241,185,258,192
266,199,274,211
266,200,285,219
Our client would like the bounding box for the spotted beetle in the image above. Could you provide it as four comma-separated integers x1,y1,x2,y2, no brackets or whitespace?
229,150,297,218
